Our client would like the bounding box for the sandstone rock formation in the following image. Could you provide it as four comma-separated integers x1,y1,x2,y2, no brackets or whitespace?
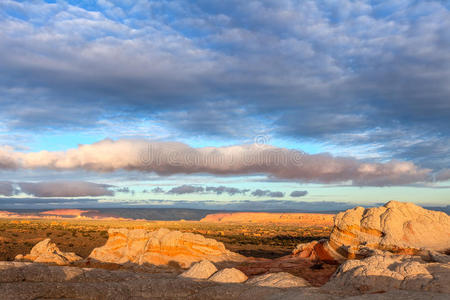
209,267,248,283
1,261,447,300
247,272,311,288
15,238,81,265
236,255,338,287
292,239,338,264
88,228,246,268
324,254,450,294
201,212,334,226
294,201,450,262
179,260,218,279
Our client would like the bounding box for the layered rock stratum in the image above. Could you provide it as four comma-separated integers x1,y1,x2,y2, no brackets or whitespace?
88,228,246,268
201,212,334,226
294,201,450,262
15,238,81,265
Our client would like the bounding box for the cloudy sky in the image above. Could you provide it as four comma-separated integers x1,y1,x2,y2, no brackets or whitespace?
0,0,449,210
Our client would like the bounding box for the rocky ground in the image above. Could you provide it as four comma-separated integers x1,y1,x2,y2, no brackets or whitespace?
1,261,448,300
1,201,449,299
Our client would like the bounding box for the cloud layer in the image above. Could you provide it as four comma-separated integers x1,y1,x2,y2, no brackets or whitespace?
0,139,434,186
0,0,449,173
167,185,204,195
290,190,308,197
205,186,250,195
251,189,285,198
0,181,114,197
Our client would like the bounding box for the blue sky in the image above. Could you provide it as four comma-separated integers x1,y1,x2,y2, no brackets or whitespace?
0,0,449,210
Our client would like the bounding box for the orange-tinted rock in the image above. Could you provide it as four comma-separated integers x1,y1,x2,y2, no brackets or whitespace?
201,212,334,226
88,228,246,268
293,240,339,264
293,201,450,262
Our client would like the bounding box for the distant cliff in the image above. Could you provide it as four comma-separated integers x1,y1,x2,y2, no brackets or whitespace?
200,212,334,226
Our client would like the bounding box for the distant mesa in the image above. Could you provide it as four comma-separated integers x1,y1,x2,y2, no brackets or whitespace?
293,201,450,263
0,211,21,218
15,238,82,265
88,228,246,268
40,209,90,217
200,212,334,226
0,209,131,221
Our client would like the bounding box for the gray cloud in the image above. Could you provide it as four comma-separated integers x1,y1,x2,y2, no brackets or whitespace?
0,197,101,209
290,190,308,198
205,186,249,195
116,187,130,193
435,169,450,181
151,187,165,193
116,187,135,196
0,181,14,196
17,181,114,197
251,189,285,198
0,139,434,186
167,185,204,194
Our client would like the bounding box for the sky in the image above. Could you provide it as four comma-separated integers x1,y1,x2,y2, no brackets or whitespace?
0,0,449,211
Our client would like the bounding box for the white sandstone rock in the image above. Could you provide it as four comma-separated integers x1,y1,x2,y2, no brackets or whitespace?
179,260,218,279
247,272,310,288
208,267,248,283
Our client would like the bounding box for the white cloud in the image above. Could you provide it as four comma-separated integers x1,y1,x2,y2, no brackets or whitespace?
0,139,433,186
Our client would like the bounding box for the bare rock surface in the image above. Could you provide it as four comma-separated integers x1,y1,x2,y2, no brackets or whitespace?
247,272,310,288
208,267,248,283
180,260,218,279
0,261,333,300
88,228,246,268
294,201,450,262
15,238,82,265
324,254,450,294
0,261,448,299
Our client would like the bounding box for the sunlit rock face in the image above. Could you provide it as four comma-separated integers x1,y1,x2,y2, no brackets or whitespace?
88,228,246,268
324,254,450,294
293,239,339,264
294,201,450,262
15,238,81,265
